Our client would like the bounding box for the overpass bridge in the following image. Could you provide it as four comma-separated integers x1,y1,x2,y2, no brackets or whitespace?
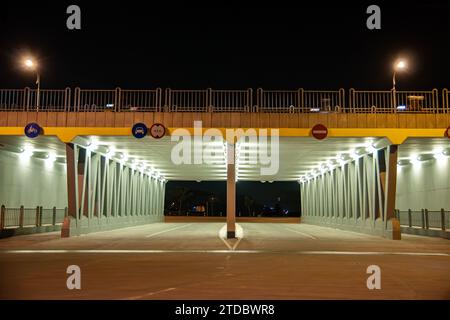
0,87,449,240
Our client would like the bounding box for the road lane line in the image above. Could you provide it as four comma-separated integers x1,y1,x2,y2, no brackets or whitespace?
282,226,317,240
1,249,450,257
145,223,193,238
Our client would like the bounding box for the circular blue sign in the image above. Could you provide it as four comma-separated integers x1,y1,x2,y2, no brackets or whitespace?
132,123,148,139
24,123,41,138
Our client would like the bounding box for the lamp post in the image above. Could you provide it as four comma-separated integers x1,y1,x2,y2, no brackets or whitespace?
392,59,406,110
23,58,40,110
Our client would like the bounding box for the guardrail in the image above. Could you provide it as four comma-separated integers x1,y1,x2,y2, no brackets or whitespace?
395,208,449,231
0,205,67,230
350,89,440,113
0,87,448,113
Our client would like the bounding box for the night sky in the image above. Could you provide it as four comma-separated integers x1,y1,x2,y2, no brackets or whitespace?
1,1,449,90
1,1,449,215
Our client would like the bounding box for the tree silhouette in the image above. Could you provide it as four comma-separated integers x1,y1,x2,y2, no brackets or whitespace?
173,187,193,215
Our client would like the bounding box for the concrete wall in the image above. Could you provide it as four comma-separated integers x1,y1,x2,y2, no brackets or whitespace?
0,151,67,208
396,156,450,211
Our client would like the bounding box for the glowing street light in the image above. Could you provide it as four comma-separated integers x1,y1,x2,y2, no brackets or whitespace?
22,57,41,110
392,59,407,91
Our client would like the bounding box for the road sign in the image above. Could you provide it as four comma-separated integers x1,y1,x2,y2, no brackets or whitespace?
311,124,328,140
150,123,166,139
131,123,148,139
24,123,41,138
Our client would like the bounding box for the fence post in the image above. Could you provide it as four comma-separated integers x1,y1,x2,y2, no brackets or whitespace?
408,209,412,227
424,209,429,229
115,87,121,112
52,206,57,226
0,205,5,230
19,206,24,227
421,209,425,229
156,88,162,112
441,208,446,231
35,206,40,227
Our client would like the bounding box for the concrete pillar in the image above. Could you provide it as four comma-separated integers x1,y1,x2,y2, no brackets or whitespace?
226,142,236,239
383,144,400,240
65,143,78,220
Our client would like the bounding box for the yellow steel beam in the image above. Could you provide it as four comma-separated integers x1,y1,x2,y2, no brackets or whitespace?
0,127,447,144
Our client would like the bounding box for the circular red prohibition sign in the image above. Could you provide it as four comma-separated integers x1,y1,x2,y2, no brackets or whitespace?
150,123,166,139
311,124,328,140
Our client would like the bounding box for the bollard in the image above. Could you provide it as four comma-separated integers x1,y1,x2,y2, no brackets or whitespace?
52,207,57,226
0,205,5,230
425,209,429,229
441,208,446,231
39,206,43,226
19,206,24,228
408,209,412,228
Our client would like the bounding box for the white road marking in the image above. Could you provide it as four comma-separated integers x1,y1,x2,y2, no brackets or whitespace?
220,238,233,250
282,226,317,240
218,224,244,250
232,237,243,250
2,249,449,257
124,287,176,300
145,223,193,238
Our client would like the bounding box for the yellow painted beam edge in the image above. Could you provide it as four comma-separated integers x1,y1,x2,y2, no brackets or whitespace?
0,127,447,144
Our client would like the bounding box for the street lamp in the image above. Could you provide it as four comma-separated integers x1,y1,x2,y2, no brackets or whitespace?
392,59,407,110
23,57,41,110
392,59,407,90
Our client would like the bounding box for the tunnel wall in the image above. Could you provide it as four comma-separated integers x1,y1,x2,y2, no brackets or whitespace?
396,157,450,211
0,151,67,208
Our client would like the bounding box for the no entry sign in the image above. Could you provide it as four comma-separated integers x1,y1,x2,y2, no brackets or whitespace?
311,124,328,140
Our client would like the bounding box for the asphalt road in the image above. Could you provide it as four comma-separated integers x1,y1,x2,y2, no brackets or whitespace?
0,222,449,299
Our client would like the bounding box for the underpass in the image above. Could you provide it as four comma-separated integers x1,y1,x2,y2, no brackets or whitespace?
0,87,449,299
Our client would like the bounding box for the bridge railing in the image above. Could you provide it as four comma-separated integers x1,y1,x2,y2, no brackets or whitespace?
256,89,345,113
120,88,162,112
0,87,448,113
0,88,28,111
210,89,253,112
350,89,441,113
164,88,209,112
0,88,71,111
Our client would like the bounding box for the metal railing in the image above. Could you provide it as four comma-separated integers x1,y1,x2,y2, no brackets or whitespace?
0,205,68,229
165,88,209,112
210,89,253,112
1,87,448,113
350,89,440,113
443,89,449,113
395,208,449,231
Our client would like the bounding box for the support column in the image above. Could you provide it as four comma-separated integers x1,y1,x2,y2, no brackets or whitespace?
62,143,77,237
384,144,401,240
226,142,236,239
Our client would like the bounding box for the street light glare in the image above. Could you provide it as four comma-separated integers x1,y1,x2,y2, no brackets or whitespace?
395,60,406,70
24,59,34,68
